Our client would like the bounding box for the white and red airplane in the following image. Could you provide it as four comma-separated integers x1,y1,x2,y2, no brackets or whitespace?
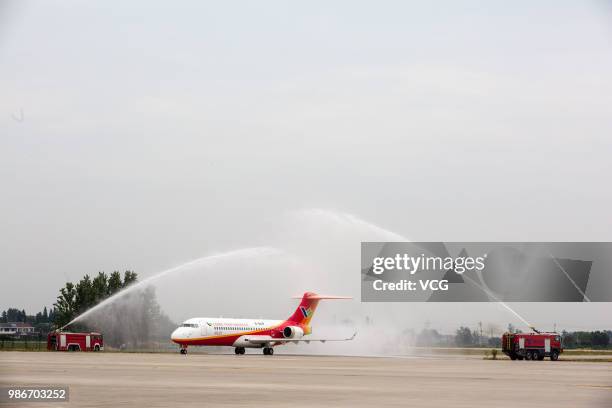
170,292,355,355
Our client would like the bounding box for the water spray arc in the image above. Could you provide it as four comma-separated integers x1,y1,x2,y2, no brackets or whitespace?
60,247,282,330
461,273,533,330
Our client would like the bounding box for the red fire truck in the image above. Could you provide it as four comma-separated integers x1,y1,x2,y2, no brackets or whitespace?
47,331,104,352
502,331,562,361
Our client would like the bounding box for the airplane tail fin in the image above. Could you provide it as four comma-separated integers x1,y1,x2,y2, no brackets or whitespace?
287,292,351,327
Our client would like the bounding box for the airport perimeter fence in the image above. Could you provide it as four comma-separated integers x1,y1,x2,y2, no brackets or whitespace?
0,335,46,351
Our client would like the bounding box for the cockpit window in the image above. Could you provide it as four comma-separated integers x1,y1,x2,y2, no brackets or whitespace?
182,323,198,328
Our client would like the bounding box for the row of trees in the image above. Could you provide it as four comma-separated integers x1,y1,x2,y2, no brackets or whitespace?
454,326,500,347
0,307,57,334
403,325,612,349
1,307,55,324
53,270,137,327
401,327,502,347
561,330,611,349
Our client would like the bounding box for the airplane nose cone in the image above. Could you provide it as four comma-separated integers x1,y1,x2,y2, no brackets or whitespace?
170,328,181,342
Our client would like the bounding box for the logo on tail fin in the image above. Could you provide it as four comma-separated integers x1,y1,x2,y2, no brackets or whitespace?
300,306,312,318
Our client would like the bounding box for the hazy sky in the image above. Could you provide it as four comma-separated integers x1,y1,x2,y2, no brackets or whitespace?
1,1,611,330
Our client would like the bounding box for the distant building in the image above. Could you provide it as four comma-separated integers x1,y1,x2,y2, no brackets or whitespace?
0,322,36,336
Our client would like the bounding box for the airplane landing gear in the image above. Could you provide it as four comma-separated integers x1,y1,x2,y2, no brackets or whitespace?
263,347,274,355
180,347,187,355
235,347,245,355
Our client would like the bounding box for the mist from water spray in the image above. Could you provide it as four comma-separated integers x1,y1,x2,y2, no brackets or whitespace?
62,247,281,329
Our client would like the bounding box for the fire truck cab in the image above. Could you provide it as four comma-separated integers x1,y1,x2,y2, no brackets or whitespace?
502,332,562,361
47,331,104,352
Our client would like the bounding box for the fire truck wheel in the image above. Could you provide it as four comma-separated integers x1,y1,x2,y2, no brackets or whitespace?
510,354,517,360
517,355,524,360
550,350,559,361
525,351,532,360
537,353,544,361
94,345,100,352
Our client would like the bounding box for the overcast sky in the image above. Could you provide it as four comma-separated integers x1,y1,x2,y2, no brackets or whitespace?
1,1,611,331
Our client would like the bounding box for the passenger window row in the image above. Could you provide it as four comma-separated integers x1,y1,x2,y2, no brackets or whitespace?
213,326,264,331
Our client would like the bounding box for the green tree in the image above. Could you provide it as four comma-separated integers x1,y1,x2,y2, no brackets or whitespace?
108,271,123,294
576,331,593,348
122,271,138,287
75,275,95,314
54,282,77,327
592,331,609,347
92,272,109,302
5,308,24,322
455,326,474,347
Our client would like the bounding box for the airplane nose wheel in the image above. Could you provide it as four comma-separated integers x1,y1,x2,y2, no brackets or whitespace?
235,347,245,355
180,347,187,355
263,347,274,355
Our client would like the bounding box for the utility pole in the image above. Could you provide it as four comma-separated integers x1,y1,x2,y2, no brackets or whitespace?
478,321,483,346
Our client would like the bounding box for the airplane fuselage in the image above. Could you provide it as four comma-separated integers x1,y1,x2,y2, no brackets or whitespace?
169,292,353,355
170,317,306,348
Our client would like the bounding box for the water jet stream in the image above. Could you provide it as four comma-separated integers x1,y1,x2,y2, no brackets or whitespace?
461,273,532,329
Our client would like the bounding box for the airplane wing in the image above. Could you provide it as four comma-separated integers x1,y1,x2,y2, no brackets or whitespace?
244,332,357,345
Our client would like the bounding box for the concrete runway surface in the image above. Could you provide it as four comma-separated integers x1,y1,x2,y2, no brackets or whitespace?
1,351,611,407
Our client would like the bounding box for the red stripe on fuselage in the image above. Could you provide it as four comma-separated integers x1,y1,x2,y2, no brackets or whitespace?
171,323,295,347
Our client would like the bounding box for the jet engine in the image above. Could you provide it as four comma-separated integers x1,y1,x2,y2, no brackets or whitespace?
283,326,304,339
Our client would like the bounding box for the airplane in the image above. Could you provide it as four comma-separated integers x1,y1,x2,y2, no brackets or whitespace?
170,292,356,355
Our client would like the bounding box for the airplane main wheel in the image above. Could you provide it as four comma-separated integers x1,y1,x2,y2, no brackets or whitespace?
263,347,273,355
235,347,245,355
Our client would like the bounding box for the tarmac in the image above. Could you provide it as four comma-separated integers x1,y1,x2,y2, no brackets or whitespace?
1,351,611,407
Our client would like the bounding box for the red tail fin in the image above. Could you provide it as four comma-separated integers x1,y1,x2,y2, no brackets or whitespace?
287,292,351,326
